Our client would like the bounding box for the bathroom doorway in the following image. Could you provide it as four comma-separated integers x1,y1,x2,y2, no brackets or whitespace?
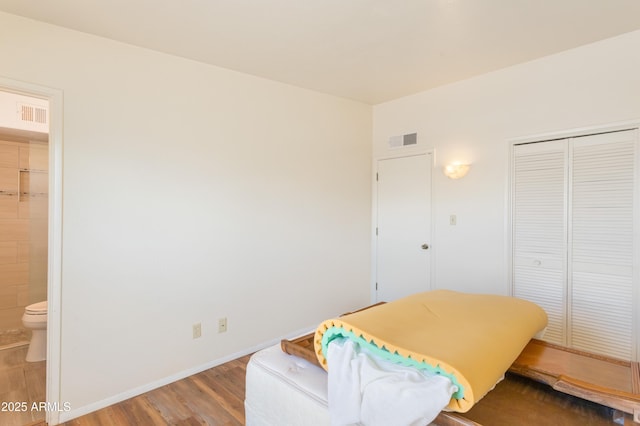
0,77,62,425
0,90,49,425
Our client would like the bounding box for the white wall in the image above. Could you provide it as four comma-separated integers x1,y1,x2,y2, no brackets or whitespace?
373,30,640,296
0,12,372,420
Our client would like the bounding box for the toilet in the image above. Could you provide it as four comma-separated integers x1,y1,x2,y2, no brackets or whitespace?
22,301,47,362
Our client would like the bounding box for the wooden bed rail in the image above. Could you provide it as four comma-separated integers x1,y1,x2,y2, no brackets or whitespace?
553,376,640,422
510,339,640,423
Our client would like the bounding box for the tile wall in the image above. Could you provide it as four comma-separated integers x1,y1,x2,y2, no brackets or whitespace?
0,139,47,332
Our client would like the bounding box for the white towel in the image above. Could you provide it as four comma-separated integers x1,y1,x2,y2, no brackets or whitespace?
327,338,457,426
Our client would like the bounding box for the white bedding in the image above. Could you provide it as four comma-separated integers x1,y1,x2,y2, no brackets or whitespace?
327,338,457,426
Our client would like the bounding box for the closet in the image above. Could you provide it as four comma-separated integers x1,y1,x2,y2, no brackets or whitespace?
511,128,638,361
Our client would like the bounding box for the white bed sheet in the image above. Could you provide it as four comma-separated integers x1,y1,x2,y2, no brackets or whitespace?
245,344,330,426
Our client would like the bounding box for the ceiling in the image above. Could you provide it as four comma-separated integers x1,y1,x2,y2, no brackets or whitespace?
1,0,640,104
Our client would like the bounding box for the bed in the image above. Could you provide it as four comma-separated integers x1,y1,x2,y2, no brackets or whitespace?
245,291,640,425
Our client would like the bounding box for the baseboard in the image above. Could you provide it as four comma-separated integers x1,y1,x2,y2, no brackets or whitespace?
56,324,316,424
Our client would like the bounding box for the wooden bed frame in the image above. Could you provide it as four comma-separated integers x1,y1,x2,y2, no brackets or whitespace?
282,334,640,425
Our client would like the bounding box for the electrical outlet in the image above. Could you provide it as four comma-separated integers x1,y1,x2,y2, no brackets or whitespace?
218,318,227,333
450,214,457,226
193,323,202,339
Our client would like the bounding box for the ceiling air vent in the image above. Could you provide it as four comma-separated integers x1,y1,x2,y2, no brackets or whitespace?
388,132,417,149
18,103,48,125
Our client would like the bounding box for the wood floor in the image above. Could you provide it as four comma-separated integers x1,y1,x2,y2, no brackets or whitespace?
0,347,250,426
60,354,252,426
0,345,46,426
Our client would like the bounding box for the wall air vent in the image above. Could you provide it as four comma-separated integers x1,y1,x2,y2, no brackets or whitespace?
388,132,417,149
18,103,48,125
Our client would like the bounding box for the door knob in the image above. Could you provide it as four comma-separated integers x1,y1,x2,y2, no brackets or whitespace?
421,243,429,250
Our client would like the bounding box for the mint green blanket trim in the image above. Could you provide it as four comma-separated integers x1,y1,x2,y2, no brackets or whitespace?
321,326,465,400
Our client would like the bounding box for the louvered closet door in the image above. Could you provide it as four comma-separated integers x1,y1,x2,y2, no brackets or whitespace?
513,129,638,361
512,140,568,345
569,130,637,360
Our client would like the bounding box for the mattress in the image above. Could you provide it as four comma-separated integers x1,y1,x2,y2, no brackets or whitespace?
245,343,330,426
315,290,548,412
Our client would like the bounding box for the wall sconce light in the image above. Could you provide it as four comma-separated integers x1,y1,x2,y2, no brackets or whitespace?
443,163,470,179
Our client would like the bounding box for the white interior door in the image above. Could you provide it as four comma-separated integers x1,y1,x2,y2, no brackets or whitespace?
375,154,431,302
512,140,569,345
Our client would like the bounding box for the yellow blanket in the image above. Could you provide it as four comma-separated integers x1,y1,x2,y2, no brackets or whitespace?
314,290,547,412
